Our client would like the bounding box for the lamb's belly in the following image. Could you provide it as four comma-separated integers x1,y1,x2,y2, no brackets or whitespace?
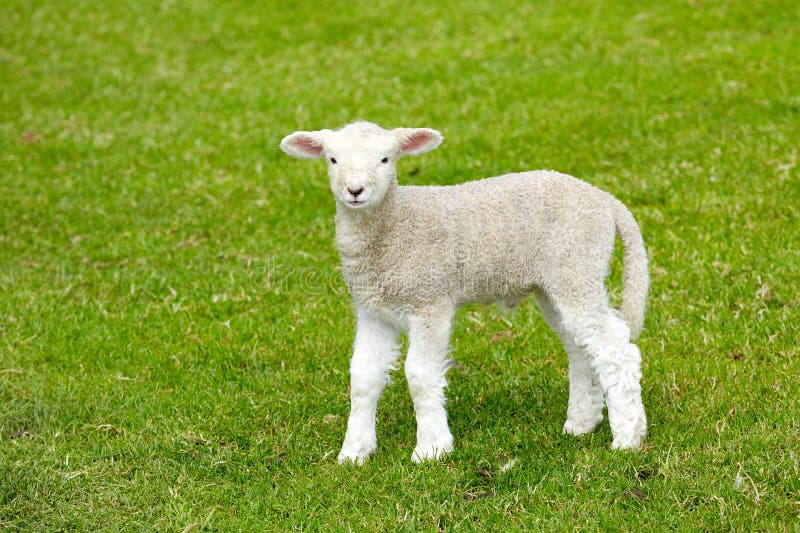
345,258,539,319
454,268,539,305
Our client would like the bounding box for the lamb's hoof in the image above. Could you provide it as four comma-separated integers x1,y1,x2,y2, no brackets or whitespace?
411,438,453,463
610,417,647,451
611,434,643,451
337,444,375,466
563,416,602,437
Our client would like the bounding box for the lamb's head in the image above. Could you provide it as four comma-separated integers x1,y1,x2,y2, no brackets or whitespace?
280,121,442,211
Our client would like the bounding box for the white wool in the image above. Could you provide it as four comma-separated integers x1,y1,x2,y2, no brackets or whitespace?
281,121,649,464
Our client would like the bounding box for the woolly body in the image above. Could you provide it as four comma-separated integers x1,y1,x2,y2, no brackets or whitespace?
336,171,646,337
280,121,649,464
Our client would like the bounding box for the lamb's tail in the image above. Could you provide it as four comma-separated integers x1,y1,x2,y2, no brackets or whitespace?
612,199,649,340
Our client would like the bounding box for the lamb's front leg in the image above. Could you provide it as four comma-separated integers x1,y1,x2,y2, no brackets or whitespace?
338,308,399,465
406,310,454,463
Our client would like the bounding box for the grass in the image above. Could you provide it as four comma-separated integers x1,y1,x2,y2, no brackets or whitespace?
1,0,799,530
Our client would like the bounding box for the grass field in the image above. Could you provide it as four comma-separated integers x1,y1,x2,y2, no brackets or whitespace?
2,0,799,530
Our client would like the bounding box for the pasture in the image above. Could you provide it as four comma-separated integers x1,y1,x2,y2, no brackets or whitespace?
1,0,798,529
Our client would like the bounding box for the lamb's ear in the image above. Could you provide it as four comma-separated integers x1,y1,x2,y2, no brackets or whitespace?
392,128,443,156
280,130,330,159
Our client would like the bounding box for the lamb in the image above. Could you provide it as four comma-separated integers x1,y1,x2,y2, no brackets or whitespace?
280,121,649,464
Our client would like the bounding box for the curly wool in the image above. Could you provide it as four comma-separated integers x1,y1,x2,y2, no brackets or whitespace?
335,169,647,338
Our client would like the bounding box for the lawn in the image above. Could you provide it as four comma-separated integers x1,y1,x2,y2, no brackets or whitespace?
1,0,799,530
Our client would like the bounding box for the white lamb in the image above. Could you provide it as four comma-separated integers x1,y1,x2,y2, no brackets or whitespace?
280,121,649,464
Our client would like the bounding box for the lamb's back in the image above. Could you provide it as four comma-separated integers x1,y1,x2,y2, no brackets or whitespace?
394,170,613,244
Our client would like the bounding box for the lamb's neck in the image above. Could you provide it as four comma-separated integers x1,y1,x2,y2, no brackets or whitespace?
334,187,398,260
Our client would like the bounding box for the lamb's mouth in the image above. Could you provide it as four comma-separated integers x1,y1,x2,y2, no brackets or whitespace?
346,200,366,208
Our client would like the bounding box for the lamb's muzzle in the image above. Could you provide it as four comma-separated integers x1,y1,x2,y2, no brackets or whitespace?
280,121,649,464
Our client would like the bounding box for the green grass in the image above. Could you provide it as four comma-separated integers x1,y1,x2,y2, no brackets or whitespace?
2,0,799,530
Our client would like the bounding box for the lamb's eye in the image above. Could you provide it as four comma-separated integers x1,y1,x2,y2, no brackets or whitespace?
381,157,389,164
330,157,337,164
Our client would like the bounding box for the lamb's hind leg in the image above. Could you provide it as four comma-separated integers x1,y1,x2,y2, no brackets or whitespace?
535,292,604,436
552,297,647,450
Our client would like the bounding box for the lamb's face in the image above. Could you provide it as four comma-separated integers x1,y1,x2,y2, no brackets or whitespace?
280,121,443,212
323,132,399,210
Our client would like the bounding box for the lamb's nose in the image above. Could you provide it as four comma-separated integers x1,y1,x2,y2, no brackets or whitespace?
348,186,364,197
